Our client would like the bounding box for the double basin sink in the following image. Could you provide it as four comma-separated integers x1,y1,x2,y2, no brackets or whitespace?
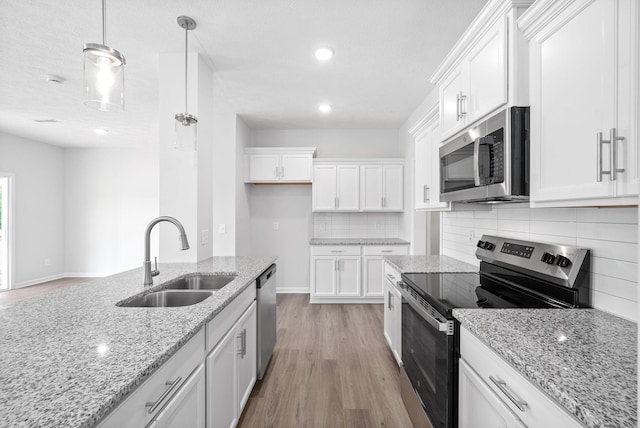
118,274,236,308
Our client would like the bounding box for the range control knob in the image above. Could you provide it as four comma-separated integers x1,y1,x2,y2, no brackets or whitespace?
556,255,572,268
484,241,495,251
541,252,556,264
476,240,486,249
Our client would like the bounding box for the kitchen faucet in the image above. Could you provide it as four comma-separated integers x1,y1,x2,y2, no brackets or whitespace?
143,216,190,285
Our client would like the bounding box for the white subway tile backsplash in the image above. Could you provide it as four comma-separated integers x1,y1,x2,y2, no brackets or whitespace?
442,206,638,321
313,212,401,238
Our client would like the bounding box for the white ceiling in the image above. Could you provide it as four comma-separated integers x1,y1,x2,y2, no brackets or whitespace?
0,0,487,148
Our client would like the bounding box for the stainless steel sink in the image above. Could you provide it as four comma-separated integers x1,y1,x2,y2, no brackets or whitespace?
163,274,236,290
118,290,213,307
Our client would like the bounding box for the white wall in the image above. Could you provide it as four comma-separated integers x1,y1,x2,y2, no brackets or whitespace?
442,205,638,321
250,129,400,158
248,128,402,292
0,132,65,287
235,117,252,256
64,148,159,276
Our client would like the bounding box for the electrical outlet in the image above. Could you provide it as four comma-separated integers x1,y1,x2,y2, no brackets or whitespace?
273,222,279,230
218,224,226,234
201,229,209,245
44,258,51,266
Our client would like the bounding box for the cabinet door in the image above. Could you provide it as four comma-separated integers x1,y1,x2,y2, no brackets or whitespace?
459,359,526,428
236,302,257,413
336,165,360,211
530,0,617,202
152,364,206,428
206,326,238,428
360,165,383,210
414,129,430,210
281,154,312,182
440,64,468,139
390,285,402,365
312,165,337,211
248,155,280,182
363,256,384,297
311,256,336,296
336,256,361,296
383,281,395,350
382,165,403,211
467,16,507,123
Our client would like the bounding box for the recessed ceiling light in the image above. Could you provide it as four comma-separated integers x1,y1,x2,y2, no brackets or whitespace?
314,47,334,61
95,129,108,135
318,104,332,113
34,119,60,123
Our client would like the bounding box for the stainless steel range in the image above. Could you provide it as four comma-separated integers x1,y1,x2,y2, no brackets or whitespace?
398,235,591,428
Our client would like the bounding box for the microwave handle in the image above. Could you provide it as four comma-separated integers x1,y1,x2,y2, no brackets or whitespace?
473,137,481,186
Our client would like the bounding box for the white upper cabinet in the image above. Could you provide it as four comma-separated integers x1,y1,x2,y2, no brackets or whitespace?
431,1,533,142
313,160,403,212
312,164,359,211
410,103,451,211
244,147,316,183
360,165,404,211
519,0,639,206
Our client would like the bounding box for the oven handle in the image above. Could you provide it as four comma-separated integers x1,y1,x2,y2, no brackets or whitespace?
473,137,481,186
398,283,452,335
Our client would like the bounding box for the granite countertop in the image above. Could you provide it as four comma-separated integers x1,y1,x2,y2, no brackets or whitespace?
454,309,637,428
0,256,276,428
309,238,410,246
383,255,478,273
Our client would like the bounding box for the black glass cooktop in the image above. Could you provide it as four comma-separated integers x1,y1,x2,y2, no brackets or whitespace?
401,271,562,318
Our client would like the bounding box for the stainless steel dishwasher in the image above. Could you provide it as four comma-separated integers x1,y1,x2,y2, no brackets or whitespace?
256,264,276,379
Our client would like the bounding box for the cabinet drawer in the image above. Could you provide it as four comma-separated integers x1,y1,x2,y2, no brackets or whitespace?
363,245,409,256
310,245,361,256
460,327,584,428
206,283,256,353
98,329,206,427
383,262,401,284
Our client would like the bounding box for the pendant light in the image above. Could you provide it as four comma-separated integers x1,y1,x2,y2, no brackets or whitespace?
83,0,125,112
174,16,198,151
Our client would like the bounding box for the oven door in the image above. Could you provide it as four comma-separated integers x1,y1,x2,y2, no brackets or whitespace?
400,286,455,428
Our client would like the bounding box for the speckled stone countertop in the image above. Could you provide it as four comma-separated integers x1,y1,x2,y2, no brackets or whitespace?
309,238,410,246
0,256,276,428
383,255,478,273
454,309,637,428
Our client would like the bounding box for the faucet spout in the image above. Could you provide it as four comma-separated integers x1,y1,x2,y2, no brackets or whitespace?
143,216,190,285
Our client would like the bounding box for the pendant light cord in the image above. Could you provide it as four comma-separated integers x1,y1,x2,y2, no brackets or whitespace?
102,0,107,45
184,25,188,114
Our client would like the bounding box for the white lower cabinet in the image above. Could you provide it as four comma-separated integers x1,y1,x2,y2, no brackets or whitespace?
459,326,584,428
150,363,207,428
98,284,259,428
382,262,402,366
310,245,408,303
459,360,525,428
207,301,257,428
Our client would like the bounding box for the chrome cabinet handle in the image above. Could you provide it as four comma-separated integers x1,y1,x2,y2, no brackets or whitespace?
456,93,461,121
598,131,611,181
236,331,244,355
424,185,430,202
489,376,528,412
611,128,625,181
146,377,183,414
274,167,278,179
280,166,285,178
381,197,384,208
385,273,396,282
381,250,392,253
330,250,343,253
241,328,247,358
388,291,392,310
459,91,467,118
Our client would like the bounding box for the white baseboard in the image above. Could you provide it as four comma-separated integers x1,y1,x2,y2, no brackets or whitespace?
310,297,384,304
276,287,310,294
64,272,110,278
14,272,108,289
14,274,65,289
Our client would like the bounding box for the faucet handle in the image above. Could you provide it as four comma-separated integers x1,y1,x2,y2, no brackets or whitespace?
152,256,160,277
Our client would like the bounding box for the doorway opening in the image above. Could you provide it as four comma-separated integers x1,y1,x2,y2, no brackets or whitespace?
0,175,11,290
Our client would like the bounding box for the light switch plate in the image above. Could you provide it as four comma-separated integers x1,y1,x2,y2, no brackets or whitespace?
218,224,226,234
201,229,209,245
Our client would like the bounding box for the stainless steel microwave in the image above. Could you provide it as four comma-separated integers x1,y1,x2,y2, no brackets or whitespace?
439,106,529,203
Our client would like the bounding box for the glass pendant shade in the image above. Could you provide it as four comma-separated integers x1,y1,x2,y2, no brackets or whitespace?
83,44,125,111
174,114,198,151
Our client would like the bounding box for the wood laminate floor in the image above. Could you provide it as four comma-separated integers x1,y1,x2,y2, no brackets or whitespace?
239,294,412,428
0,277,92,305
